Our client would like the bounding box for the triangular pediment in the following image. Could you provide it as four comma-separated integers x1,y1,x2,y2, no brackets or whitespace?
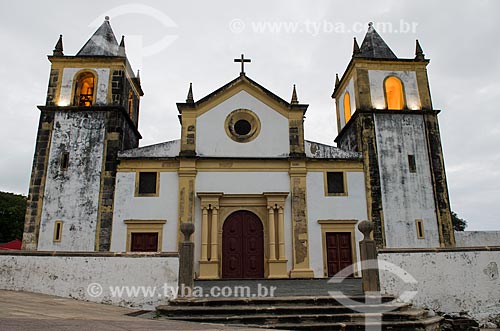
177,74,308,118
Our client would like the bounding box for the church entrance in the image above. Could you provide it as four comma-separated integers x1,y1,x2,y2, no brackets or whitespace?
222,211,264,279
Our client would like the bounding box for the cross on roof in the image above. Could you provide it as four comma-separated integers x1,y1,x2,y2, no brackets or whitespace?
234,54,251,75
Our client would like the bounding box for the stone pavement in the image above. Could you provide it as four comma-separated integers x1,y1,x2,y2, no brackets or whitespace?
0,290,270,331
1,289,498,330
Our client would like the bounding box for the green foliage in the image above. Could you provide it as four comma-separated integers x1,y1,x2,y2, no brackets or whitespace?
0,191,27,243
451,211,467,232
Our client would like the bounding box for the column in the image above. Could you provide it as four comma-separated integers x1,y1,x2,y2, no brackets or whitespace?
268,207,276,261
201,207,208,261
197,193,222,279
210,207,219,261
278,206,285,260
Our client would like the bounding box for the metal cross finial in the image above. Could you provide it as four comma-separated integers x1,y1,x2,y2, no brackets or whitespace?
234,54,251,75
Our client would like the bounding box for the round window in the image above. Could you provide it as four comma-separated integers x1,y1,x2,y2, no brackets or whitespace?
234,119,252,135
225,109,261,143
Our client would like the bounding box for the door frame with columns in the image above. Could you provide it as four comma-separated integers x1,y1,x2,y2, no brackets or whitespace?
197,192,289,279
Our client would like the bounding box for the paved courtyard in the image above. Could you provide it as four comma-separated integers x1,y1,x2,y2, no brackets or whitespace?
0,290,267,331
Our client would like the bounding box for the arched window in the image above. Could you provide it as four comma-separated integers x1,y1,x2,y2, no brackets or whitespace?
343,92,351,123
384,76,405,110
73,72,95,107
128,91,134,118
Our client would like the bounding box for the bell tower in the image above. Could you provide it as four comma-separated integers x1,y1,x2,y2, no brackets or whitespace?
22,17,143,251
333,23,455,248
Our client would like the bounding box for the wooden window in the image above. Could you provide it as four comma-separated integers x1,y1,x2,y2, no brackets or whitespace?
53,221,63,242
130,232,159,252
73,72,95,107
416,219,425,239
125,220,166,252
384,76,405,110
136,172,158,196
326,172,346,195
343,92,351,123
408,154,416,173
60,152,69,171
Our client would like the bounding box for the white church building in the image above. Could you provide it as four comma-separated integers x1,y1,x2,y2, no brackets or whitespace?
22,18,456,280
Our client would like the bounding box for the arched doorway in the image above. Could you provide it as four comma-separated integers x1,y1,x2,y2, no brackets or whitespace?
222,210,264,279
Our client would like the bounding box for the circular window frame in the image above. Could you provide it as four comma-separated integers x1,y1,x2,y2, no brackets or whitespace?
224,109,261,143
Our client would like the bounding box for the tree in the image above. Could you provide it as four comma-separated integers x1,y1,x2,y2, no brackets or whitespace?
0,191,27,243
451,211,467,232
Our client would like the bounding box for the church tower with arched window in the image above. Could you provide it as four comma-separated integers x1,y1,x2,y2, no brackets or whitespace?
22,17,143,251
333,23,455,248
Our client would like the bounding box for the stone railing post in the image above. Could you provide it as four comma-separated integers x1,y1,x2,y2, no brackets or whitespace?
178,222,195,298
358,220,380,292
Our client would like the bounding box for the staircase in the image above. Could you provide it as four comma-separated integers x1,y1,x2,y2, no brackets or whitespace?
157,279,443,330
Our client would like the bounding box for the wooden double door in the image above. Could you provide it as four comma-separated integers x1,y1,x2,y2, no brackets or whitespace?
222,211,264,279
326,232,353,277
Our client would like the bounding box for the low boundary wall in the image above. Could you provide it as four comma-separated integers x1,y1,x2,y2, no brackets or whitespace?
378,246,500,324
0,251,179,310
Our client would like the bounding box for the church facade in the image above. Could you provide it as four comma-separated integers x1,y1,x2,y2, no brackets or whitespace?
22,19,455,279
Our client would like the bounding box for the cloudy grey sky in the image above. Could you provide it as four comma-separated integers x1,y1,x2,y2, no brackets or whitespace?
0,0,498,230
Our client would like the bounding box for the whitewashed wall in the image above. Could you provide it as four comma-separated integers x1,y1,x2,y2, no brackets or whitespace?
368,70,421,110
338,78,356,129
374,113,440,248
196,90,289,157
306,171,368,277
111,172,179,252
58,68,110,106
455,231,500,247
195,172,292,274
0,253,179,310
38,112,106,251
379,248,500,324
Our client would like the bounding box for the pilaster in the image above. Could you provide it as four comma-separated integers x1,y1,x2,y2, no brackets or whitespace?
288,161,314,278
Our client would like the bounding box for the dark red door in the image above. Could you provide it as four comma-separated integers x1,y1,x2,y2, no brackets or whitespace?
222,211,264,279
326,232,353,277
130,233,158,252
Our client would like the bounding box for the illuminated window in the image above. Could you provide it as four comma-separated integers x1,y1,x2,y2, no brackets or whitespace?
128,91,134,118
384,76,405,110
343,92,351,123
74,72,95,107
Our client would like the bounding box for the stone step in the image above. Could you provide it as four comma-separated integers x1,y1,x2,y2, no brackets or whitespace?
165,295,396,307
245,316,443,331
164,310,427,324
193,278,364,297
158,294,442,330
158,302,413,318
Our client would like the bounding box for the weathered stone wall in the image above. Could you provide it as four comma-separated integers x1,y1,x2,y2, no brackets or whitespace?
374,113,440,248
378,247,500,324
455,231,500,247
0,252,179,309
22,111,55,250
37,111,106,251
97,110,140,251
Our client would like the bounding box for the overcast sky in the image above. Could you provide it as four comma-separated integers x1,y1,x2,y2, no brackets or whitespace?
1,0,498,230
